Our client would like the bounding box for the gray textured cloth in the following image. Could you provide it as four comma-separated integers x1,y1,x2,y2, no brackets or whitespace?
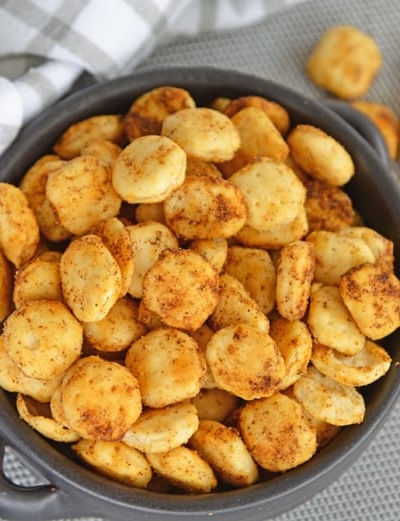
2,0,400,520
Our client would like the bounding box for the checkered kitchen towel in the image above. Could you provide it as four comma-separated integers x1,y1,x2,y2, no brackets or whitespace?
0,0,302,157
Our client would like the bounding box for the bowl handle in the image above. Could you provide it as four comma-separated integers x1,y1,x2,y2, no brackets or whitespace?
324,100,390,167
0,439,71,521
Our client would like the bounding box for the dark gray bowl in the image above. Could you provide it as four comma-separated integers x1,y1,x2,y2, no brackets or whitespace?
1,66,400,521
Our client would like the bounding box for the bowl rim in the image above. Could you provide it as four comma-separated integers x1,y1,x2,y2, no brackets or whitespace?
1,65,400,521
0,64,391,177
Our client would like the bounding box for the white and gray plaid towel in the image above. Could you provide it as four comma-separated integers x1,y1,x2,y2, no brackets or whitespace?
0,0,302,157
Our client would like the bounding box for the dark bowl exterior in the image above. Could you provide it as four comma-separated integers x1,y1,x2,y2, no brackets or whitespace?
1,66,400,521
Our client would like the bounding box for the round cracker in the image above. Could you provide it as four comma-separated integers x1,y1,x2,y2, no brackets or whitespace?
112,135,186,204
307,284,365,355
229,158,306,231
339,262,400,340
53,114,125,159
306,25,382,100
123,401,199,453
60,234,122,323
189,419,259,487
287,125,355,186
146,446,217,493
230,106,289,162
82,297,147,354
16,394,80,443
164,175,247,240
73,439,152,488
46,156,122,235
3,299,82,380
239,392,317,472
205,324,285,400
161,107,240,162
125,327,206,408
60,356,142,440
276,240,315,321
13,255,63,309
293,366,365,426
311,340,392,387
0,183,40,268
142,248,219,331
0,336,64,402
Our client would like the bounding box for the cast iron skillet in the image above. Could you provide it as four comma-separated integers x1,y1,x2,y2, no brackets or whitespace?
0,67,399,521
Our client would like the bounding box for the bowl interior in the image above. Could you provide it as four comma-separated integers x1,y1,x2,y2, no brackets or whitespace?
1,67,400,520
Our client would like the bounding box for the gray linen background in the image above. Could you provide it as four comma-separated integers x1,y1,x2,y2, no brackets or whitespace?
2,0,400,520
